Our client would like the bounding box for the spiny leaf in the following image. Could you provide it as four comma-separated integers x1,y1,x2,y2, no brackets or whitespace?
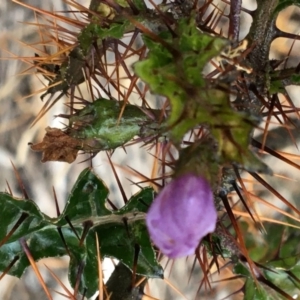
244,278,273,300
263,264,300,297
68,99,158,151
0,169,162,298
234,221,300,299
55,168,111,226
0,193,50,244
78,21,131,55
31,98,162,163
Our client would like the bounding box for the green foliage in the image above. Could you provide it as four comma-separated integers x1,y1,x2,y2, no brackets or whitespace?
244,278,272,300
3,0,300,298
78,21,131,55
30,98,162,163
274,0,300,15
134,17,227,141
68,98,159,151
0,169,162,297
240,221,300,298
134,17,269,174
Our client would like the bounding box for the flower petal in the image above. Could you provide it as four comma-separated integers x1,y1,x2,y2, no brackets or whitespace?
146,173,217,258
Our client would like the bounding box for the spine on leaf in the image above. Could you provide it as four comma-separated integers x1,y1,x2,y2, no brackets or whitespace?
30,99,163,163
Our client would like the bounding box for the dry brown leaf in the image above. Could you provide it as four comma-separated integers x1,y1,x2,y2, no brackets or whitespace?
30,127,81,163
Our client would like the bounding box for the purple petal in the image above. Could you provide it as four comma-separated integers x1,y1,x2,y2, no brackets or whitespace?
146,173,217,258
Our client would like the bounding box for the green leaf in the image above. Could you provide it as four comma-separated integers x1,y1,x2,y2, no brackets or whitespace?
263,267,300,296
0,193,49,244
236,222,300,298
269,79,286,94
244,278,273,300
69,98,159,151
0,169,162,298
116,187,155,214
268,255,300,270
93,21,130,39
274,0,300,16
269,70,300,94
55,168,111,227
291,74,300,83
91,220,162,277
233,261,252,277
78,21,130,55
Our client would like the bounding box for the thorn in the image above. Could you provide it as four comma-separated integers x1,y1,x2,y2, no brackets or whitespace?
131,244,140,288
10,161,29,199
231,178,262,231
80,288,87,300
106,198,118,211
0,213,29,247
122,217,130,238
79,220,93,246
0,256,19,280
64,216,81,240
5,180,13,195
52,186,61,217
249,172,300,215
95,233,104,300
137,197,150,209
106,152,128,204
44,264,76,299
73,260,85,297
56,227,71,257
19,238,53,300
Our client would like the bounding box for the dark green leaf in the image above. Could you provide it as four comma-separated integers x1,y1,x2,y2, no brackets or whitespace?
0,193,49,244
117,187,155,214
0,169,161,298
274,1,300,16
55,168,111,227
244,278,272,300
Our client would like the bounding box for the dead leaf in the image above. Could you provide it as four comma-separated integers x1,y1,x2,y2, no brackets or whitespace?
30,127,81,163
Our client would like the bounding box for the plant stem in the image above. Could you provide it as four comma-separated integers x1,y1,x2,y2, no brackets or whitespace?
247,0,278,72
229,0,242,41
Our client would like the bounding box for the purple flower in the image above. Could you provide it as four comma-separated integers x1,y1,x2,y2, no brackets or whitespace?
146,173,217,258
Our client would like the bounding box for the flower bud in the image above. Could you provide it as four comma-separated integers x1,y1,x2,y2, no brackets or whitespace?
146,173,217,258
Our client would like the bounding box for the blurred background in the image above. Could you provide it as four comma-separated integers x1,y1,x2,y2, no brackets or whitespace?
1,0,300,299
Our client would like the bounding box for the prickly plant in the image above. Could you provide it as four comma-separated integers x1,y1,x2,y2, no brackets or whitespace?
1,0,300,299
